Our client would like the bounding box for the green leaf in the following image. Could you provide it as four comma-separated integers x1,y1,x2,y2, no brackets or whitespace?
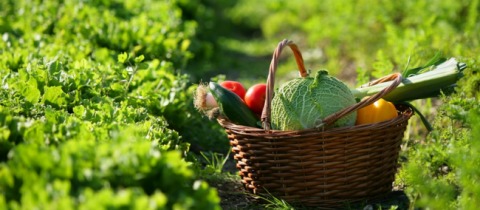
42,86,68,108
134,55,145,63
118,52,128,64
23,122,46,144
110,83,125,92
22,78,41,104
47,59,62,77
402,52,447,78
73,105,86,118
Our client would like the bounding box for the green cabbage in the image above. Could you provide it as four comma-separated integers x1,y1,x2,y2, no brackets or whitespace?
271,70,357,130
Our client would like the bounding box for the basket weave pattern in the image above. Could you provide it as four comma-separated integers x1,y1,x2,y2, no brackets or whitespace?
219,107,411,206
218,39,413,207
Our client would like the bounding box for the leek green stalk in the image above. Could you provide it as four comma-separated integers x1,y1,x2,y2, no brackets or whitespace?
351,58,467,103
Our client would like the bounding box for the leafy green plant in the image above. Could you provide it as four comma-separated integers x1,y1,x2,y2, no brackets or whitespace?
399,61,480,209
0,129,220,209
0,0,224,208
226,0,479,83
199,151,231,175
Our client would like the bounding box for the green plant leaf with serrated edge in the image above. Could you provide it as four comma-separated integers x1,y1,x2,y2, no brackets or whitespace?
42,86,68,108
22,78,41,104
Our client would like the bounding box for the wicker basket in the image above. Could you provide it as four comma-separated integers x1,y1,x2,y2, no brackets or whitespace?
218,39,413,208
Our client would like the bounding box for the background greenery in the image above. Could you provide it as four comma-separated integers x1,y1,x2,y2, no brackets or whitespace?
0,0,479,209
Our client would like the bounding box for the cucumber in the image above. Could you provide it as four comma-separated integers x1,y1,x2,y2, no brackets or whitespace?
209,82,260,127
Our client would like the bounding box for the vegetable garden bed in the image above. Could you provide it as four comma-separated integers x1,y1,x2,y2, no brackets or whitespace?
1,0,479,209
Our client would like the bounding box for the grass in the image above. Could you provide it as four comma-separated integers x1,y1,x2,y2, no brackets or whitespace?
199,150,232,174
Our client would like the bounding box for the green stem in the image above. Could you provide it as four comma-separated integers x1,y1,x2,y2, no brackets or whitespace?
397,101,433,132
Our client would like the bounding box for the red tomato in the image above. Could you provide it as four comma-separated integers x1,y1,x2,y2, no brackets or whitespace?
244,83,267,115
220,81,246,100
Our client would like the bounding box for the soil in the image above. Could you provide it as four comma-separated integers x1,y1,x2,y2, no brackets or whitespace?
214,176,262,210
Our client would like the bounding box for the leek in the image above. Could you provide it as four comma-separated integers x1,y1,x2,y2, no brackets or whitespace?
351,58,467,103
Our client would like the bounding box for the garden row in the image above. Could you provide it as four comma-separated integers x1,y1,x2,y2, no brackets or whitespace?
0,0,225,209
1,0,479,209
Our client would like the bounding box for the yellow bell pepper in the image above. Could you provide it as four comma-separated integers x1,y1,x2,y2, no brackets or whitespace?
355,98,398,125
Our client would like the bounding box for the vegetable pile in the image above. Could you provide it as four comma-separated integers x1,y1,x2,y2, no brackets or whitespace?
195,41,466,132
195,81,267,127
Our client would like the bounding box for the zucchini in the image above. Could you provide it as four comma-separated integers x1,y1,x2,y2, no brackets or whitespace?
209,82,260,127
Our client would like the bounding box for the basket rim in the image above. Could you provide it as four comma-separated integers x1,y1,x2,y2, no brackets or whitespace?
219,105,414,135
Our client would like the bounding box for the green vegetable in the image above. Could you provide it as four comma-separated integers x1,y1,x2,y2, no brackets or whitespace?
209,82,260,127
271,70,357,131
351,58,466,103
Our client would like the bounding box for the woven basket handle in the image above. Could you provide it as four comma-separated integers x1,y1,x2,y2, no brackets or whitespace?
261,39,402,130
